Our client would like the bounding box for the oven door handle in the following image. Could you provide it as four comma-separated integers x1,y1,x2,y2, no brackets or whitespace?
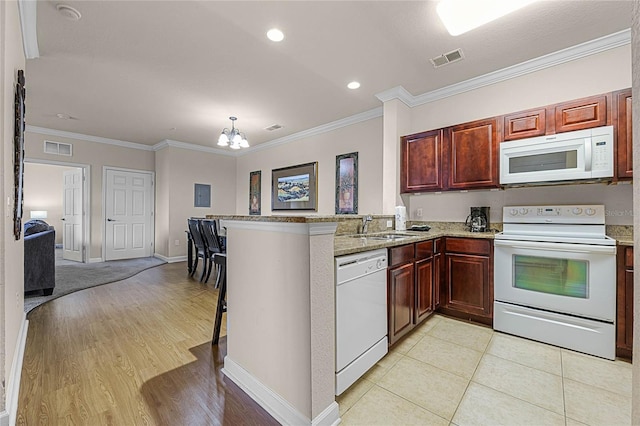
494,239,616,254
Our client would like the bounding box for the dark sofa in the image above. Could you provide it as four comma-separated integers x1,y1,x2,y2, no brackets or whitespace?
24,221,55,295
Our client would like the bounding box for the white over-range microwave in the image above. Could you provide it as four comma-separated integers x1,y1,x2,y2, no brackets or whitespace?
499,125,614,185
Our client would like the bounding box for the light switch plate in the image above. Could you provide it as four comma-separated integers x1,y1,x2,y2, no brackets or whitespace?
386,220,392,228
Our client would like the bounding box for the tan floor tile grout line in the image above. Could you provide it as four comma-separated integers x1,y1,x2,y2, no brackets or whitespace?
448,326,497,424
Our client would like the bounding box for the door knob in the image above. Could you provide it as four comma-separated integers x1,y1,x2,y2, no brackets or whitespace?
107,218,115,222
61,218,66,221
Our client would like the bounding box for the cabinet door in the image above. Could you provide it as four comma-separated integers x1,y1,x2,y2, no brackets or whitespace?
433,239,443,310
444,253,491,318
415,257,433,324
554,94,608,133
388,263,415,345
615,89,633,179
444,118,499,190
503,108,547,140
616,246,633,358
400,130,443,193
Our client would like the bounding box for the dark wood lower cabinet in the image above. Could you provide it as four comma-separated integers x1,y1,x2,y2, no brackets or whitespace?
388,240,439,346
616,245,633,359
439,237,493,326
388,262,415,344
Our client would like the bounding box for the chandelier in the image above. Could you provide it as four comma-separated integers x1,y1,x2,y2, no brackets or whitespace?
217,116,249,149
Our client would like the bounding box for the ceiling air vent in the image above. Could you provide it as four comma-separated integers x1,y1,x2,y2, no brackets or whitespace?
430,48,464,68
264,124,283,131
44,140,72,156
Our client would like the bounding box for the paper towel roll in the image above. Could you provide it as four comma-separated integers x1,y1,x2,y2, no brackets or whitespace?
395,206,407,231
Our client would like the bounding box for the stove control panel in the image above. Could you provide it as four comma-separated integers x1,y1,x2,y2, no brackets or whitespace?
503,204,605,224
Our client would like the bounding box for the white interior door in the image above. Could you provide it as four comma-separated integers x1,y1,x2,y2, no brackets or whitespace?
104,169,154,261
62,168,83,262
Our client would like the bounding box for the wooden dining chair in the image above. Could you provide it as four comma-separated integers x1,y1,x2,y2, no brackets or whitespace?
187,218,208,282
201,219,227,344
201,219,226,286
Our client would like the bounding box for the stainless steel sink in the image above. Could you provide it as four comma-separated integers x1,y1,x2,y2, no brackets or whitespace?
350,233,413,241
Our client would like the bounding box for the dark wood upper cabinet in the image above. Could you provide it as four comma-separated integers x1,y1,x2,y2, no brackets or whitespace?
615,88,633,179
554,94,608,133
503,108,547,141
444,118,500,190
400,129,443,193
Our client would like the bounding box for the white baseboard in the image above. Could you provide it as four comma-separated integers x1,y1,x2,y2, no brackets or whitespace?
3,314,29,426
222,356,340,426
89,257,103,263
153,253,186,263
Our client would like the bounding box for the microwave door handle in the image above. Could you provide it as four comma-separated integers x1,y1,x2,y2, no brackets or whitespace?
584,138,592,172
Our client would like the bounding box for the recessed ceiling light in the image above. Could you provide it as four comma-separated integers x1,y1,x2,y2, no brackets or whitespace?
347,81,361,90
56,113,70,119
267,28,284,42
436,0,536,36
56,4,82,21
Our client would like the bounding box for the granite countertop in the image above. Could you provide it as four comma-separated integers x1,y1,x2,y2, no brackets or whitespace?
336,222,635,255
334,222,499,257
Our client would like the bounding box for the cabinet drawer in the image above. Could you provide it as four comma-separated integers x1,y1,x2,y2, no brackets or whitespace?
625,247,634,269
445,237,490,255
389,244,415,267
415,240,434,260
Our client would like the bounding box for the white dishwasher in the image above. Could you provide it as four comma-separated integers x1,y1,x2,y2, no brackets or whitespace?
335,248,388,395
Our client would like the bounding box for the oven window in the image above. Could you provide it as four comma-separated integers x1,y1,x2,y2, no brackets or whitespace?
508,150,578,174
513,255,588,298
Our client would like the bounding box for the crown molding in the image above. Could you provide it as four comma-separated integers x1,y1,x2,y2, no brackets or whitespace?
18,0,39,59
375,86,414,106
26,107,383,157
153,139,237,156
26,125,154,151
241,107,383,155
376,28,631,108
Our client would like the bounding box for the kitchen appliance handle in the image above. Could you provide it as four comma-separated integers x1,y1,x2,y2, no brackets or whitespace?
584,138,592,172
494,239,615,254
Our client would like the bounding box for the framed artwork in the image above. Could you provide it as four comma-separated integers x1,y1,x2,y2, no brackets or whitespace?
272,162,318,211
335,152,358,214
194,183,211,207
14,70,26,240
249,170,261,215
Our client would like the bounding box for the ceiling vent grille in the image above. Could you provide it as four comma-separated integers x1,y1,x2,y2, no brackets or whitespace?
430,48,464,68
44,140,72,156
264,124,283,131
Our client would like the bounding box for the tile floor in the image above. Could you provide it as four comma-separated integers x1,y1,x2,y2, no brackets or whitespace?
337,315,632,426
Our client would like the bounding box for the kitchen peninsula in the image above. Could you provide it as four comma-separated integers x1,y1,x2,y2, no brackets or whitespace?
215,215,340,426
209,214,499,425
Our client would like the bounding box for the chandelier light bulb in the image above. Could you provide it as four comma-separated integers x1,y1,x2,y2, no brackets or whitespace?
216,116,249,149
218,133,229,146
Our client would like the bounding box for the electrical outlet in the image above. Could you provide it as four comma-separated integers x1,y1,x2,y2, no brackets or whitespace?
386,220,392,228
416,208,423,218
174,239,180,246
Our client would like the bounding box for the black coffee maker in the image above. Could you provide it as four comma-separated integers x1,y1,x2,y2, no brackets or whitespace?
465,207,490,232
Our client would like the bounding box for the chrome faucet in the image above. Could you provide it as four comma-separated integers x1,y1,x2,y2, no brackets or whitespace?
361,215,373,234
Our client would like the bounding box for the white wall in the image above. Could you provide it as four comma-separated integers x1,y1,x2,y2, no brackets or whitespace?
23,163,78,244
235,117,383,216
405,45,633,225
24,132,155,259
1,0,26,416
154,146,237,259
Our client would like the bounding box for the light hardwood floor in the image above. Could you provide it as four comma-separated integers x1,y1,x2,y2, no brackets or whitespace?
17,262,277,425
